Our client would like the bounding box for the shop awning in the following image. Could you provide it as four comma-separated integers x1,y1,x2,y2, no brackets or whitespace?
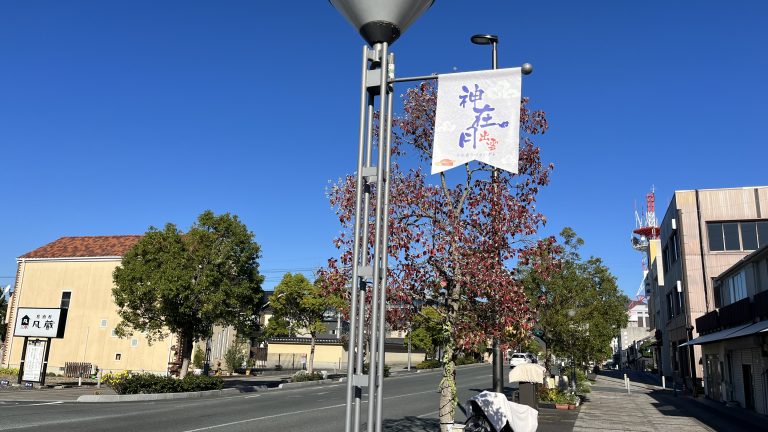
679,323,752,347
723,319,768,340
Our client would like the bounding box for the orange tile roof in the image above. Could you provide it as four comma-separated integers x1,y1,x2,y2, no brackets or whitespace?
20,235,142,259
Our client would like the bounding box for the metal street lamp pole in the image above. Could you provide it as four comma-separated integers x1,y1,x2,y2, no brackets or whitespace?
568,308,577,392
470,34,533,395
330,3,434,432
471,34,505,394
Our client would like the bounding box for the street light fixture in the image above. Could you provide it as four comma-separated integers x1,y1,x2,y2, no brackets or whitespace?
330,0,434,45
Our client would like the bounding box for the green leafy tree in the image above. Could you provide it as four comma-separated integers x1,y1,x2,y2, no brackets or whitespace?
224,339,248,375
265,273,344,375
112,210,264,378
521,227,628,371
408,306,448,360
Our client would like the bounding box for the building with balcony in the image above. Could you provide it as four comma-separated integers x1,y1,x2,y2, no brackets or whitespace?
645,186,768,392
684,244,768,414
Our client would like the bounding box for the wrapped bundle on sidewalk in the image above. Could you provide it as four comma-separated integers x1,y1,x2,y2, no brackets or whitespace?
464,391,538,432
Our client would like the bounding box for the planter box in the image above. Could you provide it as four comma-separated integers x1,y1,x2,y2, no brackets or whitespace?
555,403,569,410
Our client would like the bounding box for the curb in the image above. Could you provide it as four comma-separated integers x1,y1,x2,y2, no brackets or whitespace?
77,388,239,402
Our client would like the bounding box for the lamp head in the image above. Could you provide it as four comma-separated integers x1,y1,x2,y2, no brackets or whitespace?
470,34,498,45
330,0,435,46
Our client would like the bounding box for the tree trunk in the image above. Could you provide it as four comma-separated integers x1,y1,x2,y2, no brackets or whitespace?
438,342,457,432
179,332,194,378
309,333,316,375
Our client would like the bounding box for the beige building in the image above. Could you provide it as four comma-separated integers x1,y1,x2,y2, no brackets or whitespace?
647,186,768,391
2,236,179,375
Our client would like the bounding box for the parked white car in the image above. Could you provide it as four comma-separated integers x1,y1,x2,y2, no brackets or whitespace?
509,352,532,368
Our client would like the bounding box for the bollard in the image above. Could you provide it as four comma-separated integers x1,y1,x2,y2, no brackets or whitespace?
97,370,102,389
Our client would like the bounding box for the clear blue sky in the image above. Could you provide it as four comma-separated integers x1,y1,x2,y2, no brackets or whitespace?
1,1,766,297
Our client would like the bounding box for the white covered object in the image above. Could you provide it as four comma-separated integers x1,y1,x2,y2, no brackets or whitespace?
508,363,546,384
468,391,538,432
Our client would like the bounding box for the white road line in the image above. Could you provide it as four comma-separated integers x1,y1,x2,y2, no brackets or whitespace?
416,410,438,418
3,401,65,407
181,403,348,432
181,389,438,431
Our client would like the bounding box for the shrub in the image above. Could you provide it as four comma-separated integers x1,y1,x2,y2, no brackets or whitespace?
456,356,477,365
538,388,576,404
576,380,591,394
103,372,223,395
291,370,325,382
416,359,441,370
362,362,391,377
0,367,20,376
224,342,247,375
192,346,205,369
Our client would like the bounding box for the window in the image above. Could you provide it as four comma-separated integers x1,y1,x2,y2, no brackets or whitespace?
708,223,725,251
663,246,670,272
115,353,122,361
637,316,644,327
758,222,768,247
708,221,768,252
742,222,758,250
669,232,679,263
715,283,724,308
60,291,71,309
100,319,108,328
111,329,118,337
723,223,740,250
727,271,747,304
131,338,139,348
674,291,682,316
667,292,675,320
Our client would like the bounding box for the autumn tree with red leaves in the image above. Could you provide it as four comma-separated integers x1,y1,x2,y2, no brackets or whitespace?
319,81,556,430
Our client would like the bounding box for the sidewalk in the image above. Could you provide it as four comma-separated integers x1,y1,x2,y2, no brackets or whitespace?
574,371,767,432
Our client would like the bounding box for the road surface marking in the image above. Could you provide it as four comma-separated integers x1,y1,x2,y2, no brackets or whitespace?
181,389,438,431
2,401,64,407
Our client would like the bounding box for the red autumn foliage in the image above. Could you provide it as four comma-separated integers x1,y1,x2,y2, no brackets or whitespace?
319,81,556,352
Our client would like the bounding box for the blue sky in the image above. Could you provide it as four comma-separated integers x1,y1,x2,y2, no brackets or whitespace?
1,1,766,298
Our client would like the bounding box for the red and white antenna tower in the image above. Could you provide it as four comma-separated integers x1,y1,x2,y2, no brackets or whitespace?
630,187,660,303
631,186,660,252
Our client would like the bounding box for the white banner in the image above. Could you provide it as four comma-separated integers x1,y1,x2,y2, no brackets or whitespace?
14,308,63,338
432,68,522,174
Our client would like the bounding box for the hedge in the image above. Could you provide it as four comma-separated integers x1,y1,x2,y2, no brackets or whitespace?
102,371,223,395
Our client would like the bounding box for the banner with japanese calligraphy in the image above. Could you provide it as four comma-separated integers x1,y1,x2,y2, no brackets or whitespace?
14,307,66,338
432,67,522,174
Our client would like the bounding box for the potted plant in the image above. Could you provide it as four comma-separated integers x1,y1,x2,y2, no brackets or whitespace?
567,393,578,409
554,391,570,410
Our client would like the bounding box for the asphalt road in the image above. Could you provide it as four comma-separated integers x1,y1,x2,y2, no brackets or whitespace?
0,364,492,432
